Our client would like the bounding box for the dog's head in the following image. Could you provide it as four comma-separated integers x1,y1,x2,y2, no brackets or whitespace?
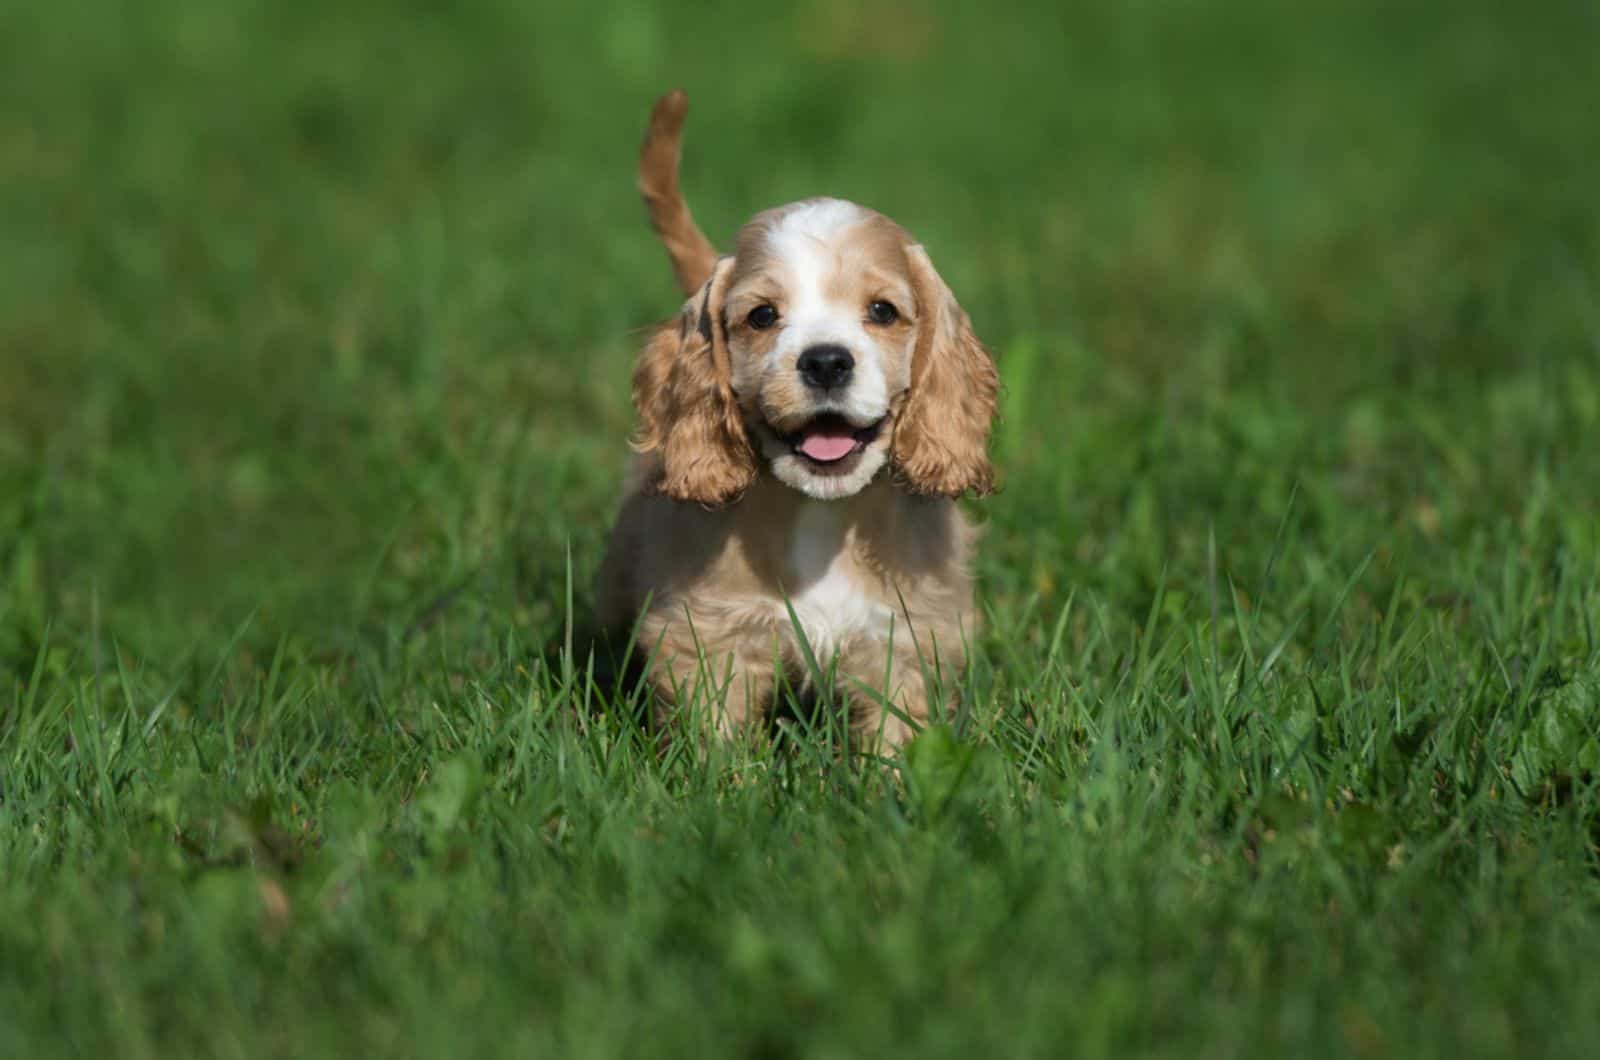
632,198,997,505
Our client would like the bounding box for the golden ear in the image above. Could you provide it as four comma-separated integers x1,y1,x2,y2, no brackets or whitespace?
631,257,757,505
891,245,999,497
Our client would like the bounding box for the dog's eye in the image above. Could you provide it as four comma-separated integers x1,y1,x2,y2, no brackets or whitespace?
747,304,779,330
867,300,899,325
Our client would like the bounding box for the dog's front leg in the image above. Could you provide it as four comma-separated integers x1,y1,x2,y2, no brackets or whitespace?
641,611,780,742
837,631,963,753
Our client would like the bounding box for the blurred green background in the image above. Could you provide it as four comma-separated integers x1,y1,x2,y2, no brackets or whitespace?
5,0,1595,663
2,1,1598,1057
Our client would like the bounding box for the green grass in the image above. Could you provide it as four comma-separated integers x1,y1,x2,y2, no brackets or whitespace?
3,0,1600,1055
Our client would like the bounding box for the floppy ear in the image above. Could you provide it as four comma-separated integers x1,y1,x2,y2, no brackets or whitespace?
891,244,999,497
631,257,757,505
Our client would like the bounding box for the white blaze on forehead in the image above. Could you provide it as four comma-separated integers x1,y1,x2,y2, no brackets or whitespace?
768,198,869,253
764,199,889,424
764,200,865,319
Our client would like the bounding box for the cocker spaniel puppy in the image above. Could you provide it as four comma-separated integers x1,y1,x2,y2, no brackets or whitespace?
596,91,998,750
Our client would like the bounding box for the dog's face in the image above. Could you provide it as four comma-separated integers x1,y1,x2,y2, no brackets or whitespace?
724,200,917,499
632,198,997,505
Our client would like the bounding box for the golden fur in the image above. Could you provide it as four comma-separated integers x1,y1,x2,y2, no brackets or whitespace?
598,91,999,750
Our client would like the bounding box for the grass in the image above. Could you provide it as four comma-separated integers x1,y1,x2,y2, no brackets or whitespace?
3,0,1599,1055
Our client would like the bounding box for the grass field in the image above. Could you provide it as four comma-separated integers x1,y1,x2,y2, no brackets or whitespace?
3,0,1600,1055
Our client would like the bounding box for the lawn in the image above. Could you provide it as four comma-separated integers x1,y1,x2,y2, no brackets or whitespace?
3,0,1599,1056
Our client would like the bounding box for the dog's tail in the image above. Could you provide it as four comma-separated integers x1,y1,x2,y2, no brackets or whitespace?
639,90,719,296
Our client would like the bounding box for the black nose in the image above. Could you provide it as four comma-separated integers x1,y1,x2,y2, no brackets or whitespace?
797,344,854,389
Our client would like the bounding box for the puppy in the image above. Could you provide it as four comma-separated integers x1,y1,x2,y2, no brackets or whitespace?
596,91,998,750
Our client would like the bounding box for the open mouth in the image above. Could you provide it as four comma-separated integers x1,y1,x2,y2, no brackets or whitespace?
782,414,885,470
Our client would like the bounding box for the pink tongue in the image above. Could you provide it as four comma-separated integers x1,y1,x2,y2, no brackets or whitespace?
798,426,858,462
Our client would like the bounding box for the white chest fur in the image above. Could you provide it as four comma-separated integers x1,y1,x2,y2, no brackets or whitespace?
782,501,898,658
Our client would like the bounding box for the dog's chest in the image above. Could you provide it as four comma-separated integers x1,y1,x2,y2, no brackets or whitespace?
781,502,897,656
